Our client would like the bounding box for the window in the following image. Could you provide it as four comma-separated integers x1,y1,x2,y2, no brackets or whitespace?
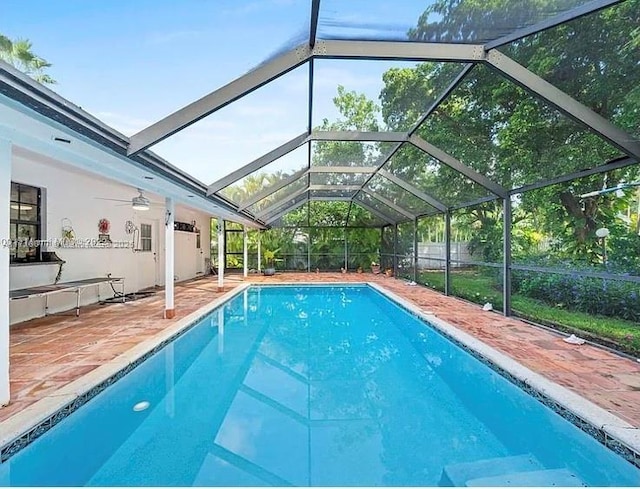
140,223,152,252
10,182,42,263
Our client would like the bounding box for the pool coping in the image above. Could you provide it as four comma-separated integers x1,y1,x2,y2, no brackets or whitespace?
1,280,639,470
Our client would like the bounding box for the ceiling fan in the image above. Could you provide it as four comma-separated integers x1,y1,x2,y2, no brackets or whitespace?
94,189,162,211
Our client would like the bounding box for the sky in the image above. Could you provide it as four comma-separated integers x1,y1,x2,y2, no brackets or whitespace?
1,0,428,186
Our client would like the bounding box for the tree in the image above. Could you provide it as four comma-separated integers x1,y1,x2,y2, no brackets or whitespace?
379,0,640,261
0,34,56,85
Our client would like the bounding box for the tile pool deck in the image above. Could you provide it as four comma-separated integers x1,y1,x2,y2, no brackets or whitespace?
2,272,640,433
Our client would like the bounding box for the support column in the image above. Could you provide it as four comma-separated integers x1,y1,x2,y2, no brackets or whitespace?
0,139,10,405
165,343,175,417
308,231,312,272
217,307,225,354
344,228,348,271
503,197,512,317
243,227,248,278
217,220,225,291
393,224,398,277
413,218,418,282
257,231,262,273
444,211,451,296
164,197,175,319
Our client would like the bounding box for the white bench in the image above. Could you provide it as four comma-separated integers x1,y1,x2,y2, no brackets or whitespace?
9,277,125,317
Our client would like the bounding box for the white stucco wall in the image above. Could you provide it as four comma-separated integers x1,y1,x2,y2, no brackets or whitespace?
9,150,211,324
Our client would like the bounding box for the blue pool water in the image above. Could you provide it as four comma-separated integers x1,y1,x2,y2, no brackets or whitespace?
1,285,639,486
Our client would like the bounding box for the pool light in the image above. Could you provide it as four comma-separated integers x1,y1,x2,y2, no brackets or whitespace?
133,401,150,412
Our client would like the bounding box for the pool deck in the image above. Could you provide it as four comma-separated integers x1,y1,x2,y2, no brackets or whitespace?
3,272,640,432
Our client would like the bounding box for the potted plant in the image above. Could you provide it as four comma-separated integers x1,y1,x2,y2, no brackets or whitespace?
357,265,363,273
263,248,279,276
385,267,393,277
371,261,381,274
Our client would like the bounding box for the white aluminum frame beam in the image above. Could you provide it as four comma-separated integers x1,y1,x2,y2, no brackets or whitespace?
315,40,485,62
129,46,313,155
243,227,248,278
408,63,475,137
511,156,638,195
309,184,362,192
310,196,352,202
309,0,321,48
207,132,309,195
362,188,416,220
450,194,501,210
409,134,508,198
164,197,175,319
354,198,396,224
378,169,447,212
485,50,640,160
265,198,309,225
130,41,485,156
351,64,476,208
237,167,308,211
308,166,378,173
217,219,224,290
310,130,407,142
485,0,625,50
256,187,308,219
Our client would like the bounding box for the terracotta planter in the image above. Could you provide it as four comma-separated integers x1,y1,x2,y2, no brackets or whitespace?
371,265,381,274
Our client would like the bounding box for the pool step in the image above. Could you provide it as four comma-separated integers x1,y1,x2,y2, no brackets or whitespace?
441,454,543,486
467,468,585,487
440,455,586,487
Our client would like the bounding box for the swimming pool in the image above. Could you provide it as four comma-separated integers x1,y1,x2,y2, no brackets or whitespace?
0,284,638,486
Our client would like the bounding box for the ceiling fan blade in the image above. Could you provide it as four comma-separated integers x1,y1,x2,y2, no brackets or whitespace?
94,197,131,203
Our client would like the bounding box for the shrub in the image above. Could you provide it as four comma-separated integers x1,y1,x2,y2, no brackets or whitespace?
512,270,640,322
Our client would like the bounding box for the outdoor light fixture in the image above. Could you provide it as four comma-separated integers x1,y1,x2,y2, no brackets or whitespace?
131,193,150,211
133,401,150,412
596,227,610,265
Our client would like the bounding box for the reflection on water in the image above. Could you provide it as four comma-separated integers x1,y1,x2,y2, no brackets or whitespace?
1,286,639,487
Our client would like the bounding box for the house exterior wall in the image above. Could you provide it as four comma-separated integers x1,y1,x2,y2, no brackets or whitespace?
9,151,211,324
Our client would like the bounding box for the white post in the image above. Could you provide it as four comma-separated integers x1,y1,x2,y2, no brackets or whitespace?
257,231,262,273
243,227,248,278
164,197,175,319
217,220,224,290
0,139,11,405
243,288,248,327
217,306,225,355
165,343,175,417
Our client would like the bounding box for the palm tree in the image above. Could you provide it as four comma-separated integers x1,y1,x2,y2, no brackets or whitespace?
0,34,56,85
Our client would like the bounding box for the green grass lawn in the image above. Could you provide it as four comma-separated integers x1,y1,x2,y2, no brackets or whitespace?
419,270,640,356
